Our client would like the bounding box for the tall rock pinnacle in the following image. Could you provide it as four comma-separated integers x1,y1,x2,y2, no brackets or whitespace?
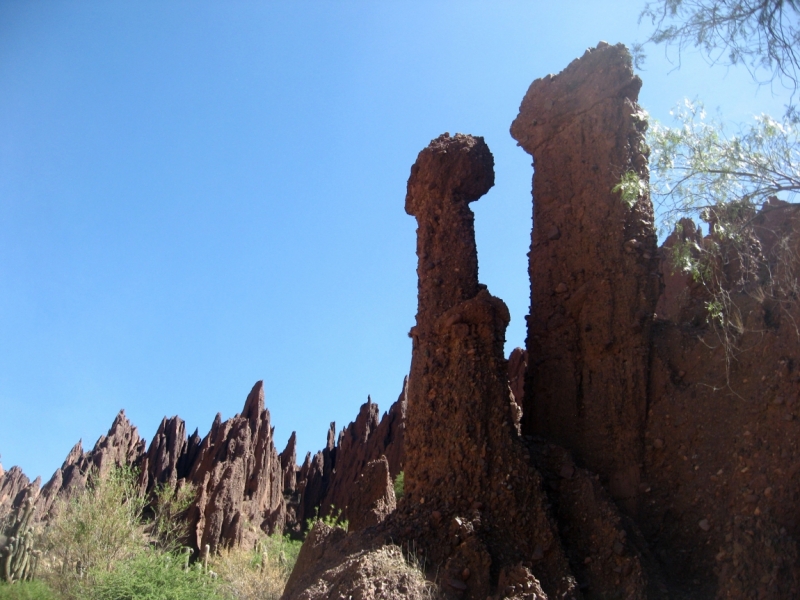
402,133,576,599
511,43,659,507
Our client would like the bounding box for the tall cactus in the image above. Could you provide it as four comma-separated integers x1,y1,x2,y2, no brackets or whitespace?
0,497,39,583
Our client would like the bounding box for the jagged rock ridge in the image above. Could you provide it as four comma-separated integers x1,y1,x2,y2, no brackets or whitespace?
0,381,405,555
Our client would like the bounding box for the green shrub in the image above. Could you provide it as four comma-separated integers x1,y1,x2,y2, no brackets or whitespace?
88,550,223,600
0,581,57,600
40,466,147,598
148,482,196,552
393,471,404,500
304,505,348,533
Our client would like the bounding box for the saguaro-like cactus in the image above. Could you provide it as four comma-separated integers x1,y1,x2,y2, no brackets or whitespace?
0,497,39,583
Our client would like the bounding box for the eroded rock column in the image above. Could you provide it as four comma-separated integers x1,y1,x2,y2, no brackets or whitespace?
403,133,576,599
510,43,659,505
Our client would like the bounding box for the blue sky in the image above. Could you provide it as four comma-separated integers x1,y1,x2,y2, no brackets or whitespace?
0,1,791,481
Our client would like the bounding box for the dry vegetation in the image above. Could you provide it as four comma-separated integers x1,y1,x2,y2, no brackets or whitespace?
0,468,305,600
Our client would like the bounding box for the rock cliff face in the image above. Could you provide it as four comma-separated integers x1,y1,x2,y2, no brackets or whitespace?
639,204,800,598
511,43,800,598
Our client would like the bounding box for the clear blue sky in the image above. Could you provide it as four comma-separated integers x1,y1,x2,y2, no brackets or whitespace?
0,1,790,481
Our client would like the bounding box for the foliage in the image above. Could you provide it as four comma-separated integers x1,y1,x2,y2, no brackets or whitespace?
646,102,800,382
393,471,405,501
613,171,649,209
87,550,224,600
394,472,405,500
305,506,348,533
633,0,800,377
15,465,310,599
147,482,196,552
40,466,147,596
648,99,800,234
636,0,800,99
210,534,302,600
0,581,57,600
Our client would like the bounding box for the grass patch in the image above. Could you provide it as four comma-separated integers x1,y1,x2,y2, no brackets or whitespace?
87,550,224,600
211,534,301,600
0,581,57,600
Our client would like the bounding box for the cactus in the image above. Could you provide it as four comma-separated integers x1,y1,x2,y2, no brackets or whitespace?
181,546,193,572
202,543,210,573
0,497,38,583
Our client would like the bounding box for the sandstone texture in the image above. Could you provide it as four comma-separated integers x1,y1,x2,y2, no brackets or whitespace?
511,42,659,508
512,43,800,598
346,456,396,533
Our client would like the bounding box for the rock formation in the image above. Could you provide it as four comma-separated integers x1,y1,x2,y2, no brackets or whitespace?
511,42,660,508
0,378,406,559
512,42,800,598
638,202,800,597
0,466,36,520
398,132,576,599
345,456,396,533
139,415,202,492
186,381,286,551
295,383,406,528
34,411,146,519
283,131,658,599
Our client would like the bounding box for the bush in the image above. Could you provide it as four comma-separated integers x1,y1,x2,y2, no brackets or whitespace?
147,482,196,552
304,506,348,533
40,466,147,598
0,581,57,600
393,471,404,500
88,550,223,600
211,534,302,600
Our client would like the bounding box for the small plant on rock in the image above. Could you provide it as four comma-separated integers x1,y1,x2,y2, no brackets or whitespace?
305,505,348,533
393,471,405,500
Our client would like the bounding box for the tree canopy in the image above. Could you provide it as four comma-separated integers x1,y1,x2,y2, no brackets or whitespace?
649,100,800,233
637,0,800,102
632,1,800,360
